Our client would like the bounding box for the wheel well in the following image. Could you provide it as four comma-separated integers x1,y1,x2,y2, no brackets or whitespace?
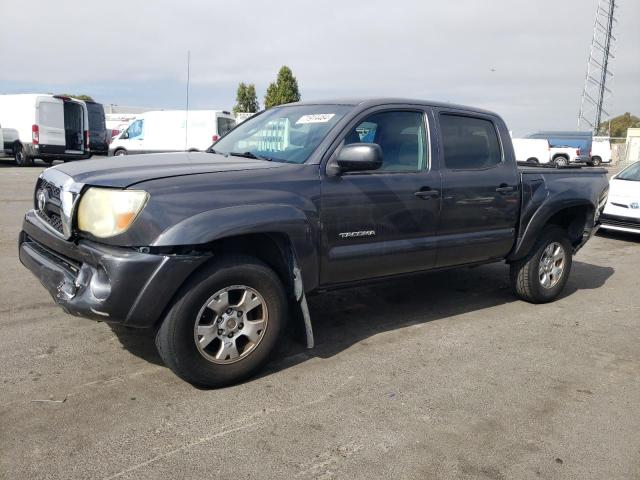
12,141,22,154
553,154,568,160
526,157,539,163
545,205,592,246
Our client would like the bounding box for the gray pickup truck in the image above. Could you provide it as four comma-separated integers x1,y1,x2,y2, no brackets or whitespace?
19,98,609,387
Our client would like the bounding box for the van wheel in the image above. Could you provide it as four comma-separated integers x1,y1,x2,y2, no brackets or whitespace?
42,159,53,165
155,256,287,388
591,157,601,166
114,149,127,156
526,157,539,164
510,227,573,304
14,144,33,167
553,156,568,167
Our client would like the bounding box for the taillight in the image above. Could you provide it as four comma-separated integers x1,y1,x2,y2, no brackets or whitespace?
576,149,580,156
32,124,39,145
84,130,90,150
212,135,220,143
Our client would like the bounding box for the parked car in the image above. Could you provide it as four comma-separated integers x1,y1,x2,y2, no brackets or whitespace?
108,110,235,156
19,98,609,387
0,94,90,166
512,138,550,164
0,123,3,157
592,136,612,165
85,101,108,156
600,161,640,234
529,131,593,166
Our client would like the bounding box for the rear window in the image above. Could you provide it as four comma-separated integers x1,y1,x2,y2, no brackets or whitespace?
217,117,235,136
440,114,502,169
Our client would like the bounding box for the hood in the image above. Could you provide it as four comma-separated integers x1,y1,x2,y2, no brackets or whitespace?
609,178,640,201
54,152,287,188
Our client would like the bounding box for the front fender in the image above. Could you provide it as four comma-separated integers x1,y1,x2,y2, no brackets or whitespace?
151,203,318,290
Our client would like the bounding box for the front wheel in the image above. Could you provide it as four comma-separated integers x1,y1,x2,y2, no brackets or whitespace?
114,149,127,156
155,256,286,388
510,227,573,303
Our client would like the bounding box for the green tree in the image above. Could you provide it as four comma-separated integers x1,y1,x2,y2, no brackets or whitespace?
598,112,640,137
57,94,94,102
264,66,301,108
233,82,259,114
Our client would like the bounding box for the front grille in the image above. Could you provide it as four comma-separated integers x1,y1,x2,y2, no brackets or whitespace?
37,210,64,233
35,177,65,235
601,214,640,230
36,178,61,201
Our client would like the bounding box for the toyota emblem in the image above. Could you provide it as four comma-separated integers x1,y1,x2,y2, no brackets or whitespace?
37,189,47,212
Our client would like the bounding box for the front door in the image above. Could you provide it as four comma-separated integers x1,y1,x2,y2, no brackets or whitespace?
435,111,520,267
320,109,441,285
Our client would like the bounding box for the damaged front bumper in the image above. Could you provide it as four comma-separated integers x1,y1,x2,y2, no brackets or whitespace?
19,210,207,327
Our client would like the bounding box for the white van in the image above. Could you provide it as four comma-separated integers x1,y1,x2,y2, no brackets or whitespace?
592,136,612,165
0,94,90,166
109,110,235,156
511,138,550,164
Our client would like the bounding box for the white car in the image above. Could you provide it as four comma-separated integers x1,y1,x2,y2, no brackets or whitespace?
109,110,236,156
512,138,550,164
600,161,640,234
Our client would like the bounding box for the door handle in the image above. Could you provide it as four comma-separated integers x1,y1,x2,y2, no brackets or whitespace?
496,185,515,194
414,188,440,199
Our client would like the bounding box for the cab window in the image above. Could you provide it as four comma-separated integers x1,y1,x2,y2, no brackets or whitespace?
440,114,502,170
343,111,427,172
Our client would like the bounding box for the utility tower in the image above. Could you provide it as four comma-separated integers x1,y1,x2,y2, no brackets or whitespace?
577,0,617,134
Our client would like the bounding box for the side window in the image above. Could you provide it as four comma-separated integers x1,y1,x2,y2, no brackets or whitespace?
127,120,144,139
344,111,427,172
440,114,502,170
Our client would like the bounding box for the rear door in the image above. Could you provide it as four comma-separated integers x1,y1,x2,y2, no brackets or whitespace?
215,113,236,141
435,110,520,267
36,97,65,151
320,107,441,284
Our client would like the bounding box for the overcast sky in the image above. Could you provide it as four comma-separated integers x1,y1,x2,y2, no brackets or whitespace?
1,0,638,135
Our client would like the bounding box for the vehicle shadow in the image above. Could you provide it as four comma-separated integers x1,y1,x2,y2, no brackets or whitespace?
107,260,615,381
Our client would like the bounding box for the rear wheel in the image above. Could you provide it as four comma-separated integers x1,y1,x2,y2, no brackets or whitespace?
114,149,127,156
591,156,601,166
42,158,53,165
14,144,33,167
526,157,539,164
510,227,573,303
155,256,286,388
553,156,568,167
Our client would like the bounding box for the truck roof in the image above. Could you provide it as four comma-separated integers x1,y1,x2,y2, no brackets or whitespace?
287,97,500,117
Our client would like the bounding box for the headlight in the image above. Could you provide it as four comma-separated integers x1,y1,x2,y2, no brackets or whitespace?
77,187,148,238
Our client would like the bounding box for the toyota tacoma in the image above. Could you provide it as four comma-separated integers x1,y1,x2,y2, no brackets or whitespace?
19,99,609,387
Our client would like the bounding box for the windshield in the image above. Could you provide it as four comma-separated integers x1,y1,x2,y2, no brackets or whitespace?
210,105,352,163
617,161,640,181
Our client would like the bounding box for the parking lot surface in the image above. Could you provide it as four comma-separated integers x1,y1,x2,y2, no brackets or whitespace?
1,159,639,479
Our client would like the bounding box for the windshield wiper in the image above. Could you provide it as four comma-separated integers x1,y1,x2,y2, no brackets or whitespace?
229,151,272,161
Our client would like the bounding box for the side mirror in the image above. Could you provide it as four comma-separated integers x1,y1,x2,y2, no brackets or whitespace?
333,143,383,174
121,131,129,139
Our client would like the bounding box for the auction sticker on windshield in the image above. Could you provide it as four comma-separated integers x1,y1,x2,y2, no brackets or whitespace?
296,114,336,124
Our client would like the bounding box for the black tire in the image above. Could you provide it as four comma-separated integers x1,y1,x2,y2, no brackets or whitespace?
526,157,539,164
114,149,127,156
42,158,53,165
553,156,568,167
591,156,601,166
155,255,287,388
510,227,573,304
14,144,33,167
